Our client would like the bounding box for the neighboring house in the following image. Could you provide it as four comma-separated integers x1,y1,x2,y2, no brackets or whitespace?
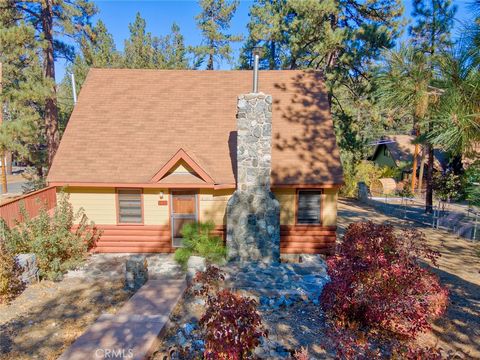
369,135,448,175
47,69,344,255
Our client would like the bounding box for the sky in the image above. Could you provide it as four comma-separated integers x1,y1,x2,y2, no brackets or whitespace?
55,0,473,82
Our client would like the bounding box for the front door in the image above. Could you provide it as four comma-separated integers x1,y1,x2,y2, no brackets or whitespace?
171,191,197,247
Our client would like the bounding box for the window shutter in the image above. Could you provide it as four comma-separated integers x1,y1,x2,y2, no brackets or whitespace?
297,190,321,224
118,189,142,223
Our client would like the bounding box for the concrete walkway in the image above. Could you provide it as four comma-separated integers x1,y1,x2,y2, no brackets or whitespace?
58,278,186,360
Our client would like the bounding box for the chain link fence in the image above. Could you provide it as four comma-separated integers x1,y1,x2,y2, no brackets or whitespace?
358,183,479,241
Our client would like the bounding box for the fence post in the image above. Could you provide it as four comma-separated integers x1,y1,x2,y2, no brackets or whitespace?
473,212,478,241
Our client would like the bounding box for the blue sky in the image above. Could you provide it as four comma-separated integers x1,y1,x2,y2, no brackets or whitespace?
55,0,473,82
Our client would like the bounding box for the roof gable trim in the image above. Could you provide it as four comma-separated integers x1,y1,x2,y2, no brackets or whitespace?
151,148,215,184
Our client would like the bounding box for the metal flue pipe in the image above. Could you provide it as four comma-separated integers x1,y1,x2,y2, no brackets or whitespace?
252,46,263,93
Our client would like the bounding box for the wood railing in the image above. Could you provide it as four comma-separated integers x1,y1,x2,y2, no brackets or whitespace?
0,186,57,228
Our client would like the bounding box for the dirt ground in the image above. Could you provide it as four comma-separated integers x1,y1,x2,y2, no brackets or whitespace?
0,273,130,360
338,199,480,359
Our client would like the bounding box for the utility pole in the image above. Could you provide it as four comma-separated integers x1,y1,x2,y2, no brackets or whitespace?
71,72,77,105
0,63,8,194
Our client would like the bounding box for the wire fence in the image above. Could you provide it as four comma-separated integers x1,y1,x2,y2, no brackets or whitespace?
364,195,479,241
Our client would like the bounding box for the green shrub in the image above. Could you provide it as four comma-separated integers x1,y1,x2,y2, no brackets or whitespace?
174,221,226,268
463,161,480,207
2,192,100,280
0,243,25,303
378,165,401,180
341,161,384,197
432,171,463,202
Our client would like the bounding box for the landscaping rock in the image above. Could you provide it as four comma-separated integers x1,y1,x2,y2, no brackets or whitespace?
182,323,195,336
15,253,38,284
124,255,148,291
186,256,206,283
223,260,330,309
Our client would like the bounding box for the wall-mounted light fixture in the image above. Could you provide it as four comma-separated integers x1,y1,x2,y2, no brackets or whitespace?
159,191,164,200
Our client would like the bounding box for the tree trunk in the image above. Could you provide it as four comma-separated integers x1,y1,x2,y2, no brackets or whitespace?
0,62,7,194
207,54,213,70
41,0,60,168
411,125,420,194
425,138,434,213
269,41,275,70
417,147,426,196
6,151,12,175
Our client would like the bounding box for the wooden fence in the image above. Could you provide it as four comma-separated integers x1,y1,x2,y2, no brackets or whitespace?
0,186,57,228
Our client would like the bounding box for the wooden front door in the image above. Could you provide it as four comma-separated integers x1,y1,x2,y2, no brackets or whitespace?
171,191,197,247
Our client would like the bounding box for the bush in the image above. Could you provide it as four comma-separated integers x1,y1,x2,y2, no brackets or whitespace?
200,289,267,360
0,243,25,304
432,171,463,202
188,265,225,298
322,221,448,339
2,193,100,280
341,161,386,197
174,221,226,268
463,160,480,207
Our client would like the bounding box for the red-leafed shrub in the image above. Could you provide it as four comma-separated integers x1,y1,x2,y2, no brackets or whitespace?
188,265,225,297
322,221,448,339
200,289,267,360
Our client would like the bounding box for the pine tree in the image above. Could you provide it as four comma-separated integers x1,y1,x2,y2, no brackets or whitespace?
0,5,50,178
154,23,189,69
3,0,97,168
124,12,154,69
240,0,403,189
81,19,121,69
240,0,289,70
193,0,243,70
409,0,457,212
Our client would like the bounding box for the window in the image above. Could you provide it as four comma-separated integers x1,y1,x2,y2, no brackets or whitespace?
117,189,143,224
297,190,322,224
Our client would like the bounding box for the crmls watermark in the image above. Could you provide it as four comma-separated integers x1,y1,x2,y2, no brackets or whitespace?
95,348,134,359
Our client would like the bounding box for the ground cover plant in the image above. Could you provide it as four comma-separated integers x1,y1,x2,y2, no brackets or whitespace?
174,221,226,268
1,193,100,280
322,221,449,358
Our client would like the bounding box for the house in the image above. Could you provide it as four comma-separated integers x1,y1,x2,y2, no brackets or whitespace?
369,134,448,176
47,69,344,256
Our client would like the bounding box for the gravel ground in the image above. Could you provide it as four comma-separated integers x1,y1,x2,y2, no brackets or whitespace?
0,254,182,360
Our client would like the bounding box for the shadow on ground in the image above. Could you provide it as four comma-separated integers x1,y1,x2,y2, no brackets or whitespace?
338,198,480,358
0,279,130,360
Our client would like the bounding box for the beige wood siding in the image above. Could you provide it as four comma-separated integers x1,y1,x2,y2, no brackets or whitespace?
143,189,170,225
322,188,338,226
273,189,296,225
198,189,233,225
62,187,116,224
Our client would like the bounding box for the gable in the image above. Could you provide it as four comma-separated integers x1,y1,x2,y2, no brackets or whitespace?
151,149,214,185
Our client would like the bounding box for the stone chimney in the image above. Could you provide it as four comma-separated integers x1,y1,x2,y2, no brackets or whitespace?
226,92,281,263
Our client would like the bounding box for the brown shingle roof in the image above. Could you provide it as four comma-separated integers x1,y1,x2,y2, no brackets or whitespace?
47,69,343,187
